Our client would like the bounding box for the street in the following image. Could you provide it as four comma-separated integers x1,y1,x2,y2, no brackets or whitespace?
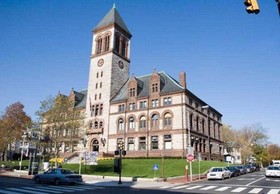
1,171,280,194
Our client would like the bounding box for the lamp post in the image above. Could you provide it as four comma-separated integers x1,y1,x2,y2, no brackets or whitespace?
186,110,193,182
201,105,210,160
79,138,87,175
19,132,27,176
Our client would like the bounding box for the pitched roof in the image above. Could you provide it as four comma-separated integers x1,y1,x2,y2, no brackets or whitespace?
111,71,185,102
74,89,87,108
94,7,131,35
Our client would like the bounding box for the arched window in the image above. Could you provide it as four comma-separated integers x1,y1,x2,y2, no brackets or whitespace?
89,122,93,129
114,33,120,53
151,114,159,128
164,113,172,127
96,37,102,54
121,38,127,57
118,118,124,131
128,117,135,129
99,121,103,128
104,34,110,51
139,116,146,129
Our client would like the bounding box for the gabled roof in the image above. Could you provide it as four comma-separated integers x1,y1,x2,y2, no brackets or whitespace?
74,89,87,108
94,7,131,35
111,71,185,102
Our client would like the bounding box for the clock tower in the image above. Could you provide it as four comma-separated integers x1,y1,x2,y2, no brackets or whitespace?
86,6,132,154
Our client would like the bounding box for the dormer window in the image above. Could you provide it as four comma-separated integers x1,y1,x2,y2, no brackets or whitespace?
129,88,136,97
152,83,158,93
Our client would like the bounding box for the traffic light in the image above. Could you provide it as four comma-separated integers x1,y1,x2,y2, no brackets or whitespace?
244,0,260,14
118,141,125,150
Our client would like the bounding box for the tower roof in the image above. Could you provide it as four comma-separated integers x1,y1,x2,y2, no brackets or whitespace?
94,7,131,35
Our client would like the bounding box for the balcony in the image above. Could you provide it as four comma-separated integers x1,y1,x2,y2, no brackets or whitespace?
86,128,103,135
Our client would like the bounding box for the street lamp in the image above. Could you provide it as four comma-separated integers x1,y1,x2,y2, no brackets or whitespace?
201,105,210,160
79,137,87,175
19,131,27,176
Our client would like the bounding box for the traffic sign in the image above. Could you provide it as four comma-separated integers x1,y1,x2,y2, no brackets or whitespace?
153,164,159,171
187,154,194,162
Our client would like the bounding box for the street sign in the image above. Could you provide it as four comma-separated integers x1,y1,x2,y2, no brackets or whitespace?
153,164,159,171
187,154,194,162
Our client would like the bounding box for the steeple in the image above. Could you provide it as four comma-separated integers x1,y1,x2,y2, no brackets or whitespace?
94,6,131,36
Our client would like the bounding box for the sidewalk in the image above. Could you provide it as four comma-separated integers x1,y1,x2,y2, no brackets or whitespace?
0,170,176,188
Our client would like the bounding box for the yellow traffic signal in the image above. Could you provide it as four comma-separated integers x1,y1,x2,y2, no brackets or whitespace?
244,0,260,14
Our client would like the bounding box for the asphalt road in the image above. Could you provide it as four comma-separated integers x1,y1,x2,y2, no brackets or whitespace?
1,171,280,194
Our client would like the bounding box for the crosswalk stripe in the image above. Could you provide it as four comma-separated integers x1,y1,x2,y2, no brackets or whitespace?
0,190,19,194
171,185,190,189
23,187,62,193
248,188,263,193
7,188,44,194
35,186,77,192
215,186,231,191
48,186,86,191
231,187,247,192
160,186,173,189
200,186,218,190
267,189,280,194
186,185,203,190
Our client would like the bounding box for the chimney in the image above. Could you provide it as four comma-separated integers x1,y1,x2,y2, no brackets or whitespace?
179,72,186,89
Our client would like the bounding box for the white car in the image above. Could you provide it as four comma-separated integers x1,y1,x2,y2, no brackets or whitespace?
207,167,231,180
265,166,280,177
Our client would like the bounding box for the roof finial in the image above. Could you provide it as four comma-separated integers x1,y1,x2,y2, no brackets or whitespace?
113,3,116,8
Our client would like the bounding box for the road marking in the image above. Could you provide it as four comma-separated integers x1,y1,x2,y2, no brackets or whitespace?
215,186,231,191
237,178,255,180
160,186,173,189
186,185,203,190
246,176,266,186
7,188,43,194
248,188,263,193
267,189,280,194
0,190,19,194
200,186,218,190
231,187,247,192
171,185,190,189
23,187,62,193
48,186,86,191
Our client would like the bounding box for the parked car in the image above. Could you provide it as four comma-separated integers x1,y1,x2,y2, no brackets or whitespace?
207,167,231,180
235,165,247,175
265,165,280,178
33,168,83,185
244,164,254,173
226,166,241,177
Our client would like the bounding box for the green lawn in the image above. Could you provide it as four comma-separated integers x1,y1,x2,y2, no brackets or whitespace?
4,158,229,178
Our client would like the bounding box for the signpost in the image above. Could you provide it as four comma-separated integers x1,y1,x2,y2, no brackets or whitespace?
153,164,159,178
186,153,194,182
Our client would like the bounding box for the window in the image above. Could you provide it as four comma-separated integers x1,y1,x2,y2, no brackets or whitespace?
100,104,103,115
96,37,102,54
96,72,99,78
196,116,199,131
139,137,146,150
115,33,120,53
118,118,124,131
139,116,146,129
139,101,147,109
95,105,99,116
129,103,136,110
95,94,97,100
99,121,103,128
128,117,135,129
127,137,134,151
101,71,103,77
118,104,125,112
163,97,172,105
164,113,172,127
152,99,159,108
94,121,98,129
151,114,159,128
100,82,102,88
99,93,101,100
129,88,136,97
151,136,158,150
152,83,158,93
121,38,127,57
104,34,110,51
164,134,172,149
96,83,98,89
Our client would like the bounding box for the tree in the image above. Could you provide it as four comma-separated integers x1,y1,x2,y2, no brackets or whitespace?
37,94,85,167
0,102,32,161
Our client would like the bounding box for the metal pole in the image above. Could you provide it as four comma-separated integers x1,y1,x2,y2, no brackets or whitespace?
118,150,122,184
187,110,193,182
19,134,26,176
207,113,211,160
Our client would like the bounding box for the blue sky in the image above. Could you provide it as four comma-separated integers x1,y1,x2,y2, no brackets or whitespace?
0,1,279,144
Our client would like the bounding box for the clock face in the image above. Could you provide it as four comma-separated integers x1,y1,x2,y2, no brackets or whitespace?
97,59,104,67
118,61,124,69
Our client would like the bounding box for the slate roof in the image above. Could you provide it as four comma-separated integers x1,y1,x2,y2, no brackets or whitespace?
74,89,87,108
94,7,131,35
111,71,185,102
